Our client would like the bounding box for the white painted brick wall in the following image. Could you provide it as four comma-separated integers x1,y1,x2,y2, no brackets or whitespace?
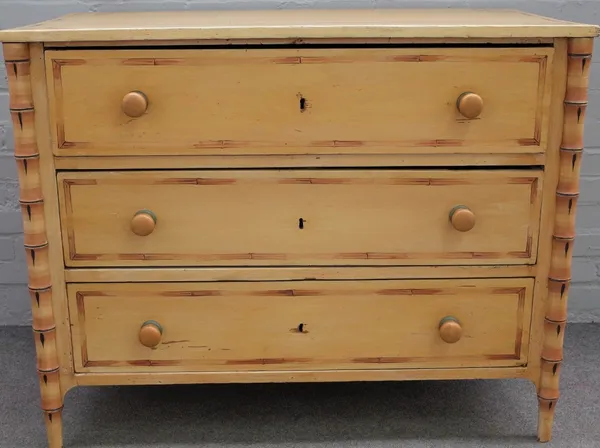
1,0,599,325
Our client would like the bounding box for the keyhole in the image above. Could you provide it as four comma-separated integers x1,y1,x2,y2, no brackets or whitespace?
299,96,306,112
290,322,308,334
298,218,305,229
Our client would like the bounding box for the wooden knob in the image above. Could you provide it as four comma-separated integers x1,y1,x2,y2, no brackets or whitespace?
139,320,163,348
449,205,476,232
456,92,483,119
131,209,157,236
122,91,148,118
439,317,462,344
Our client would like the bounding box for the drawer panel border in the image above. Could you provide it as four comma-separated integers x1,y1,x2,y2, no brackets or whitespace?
57,169,543,267
46,47,553,156
68,278,534,373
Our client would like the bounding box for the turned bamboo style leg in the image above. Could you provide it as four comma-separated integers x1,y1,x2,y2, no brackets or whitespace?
537,37,594,443
4,43,64,448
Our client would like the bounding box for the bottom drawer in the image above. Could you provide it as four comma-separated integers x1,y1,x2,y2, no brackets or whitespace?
68,279,533,373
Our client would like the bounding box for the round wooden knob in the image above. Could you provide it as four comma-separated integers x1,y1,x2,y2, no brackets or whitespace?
456,92,483,119
122,91,148,118
449,205,476,232
139,320,163,348
131,209,157,236
439,317,462,344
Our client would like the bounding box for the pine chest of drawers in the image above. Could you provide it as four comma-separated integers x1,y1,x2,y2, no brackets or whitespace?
1,9,598,446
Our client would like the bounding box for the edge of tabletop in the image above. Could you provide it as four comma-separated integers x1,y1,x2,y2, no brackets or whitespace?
0,10,599,43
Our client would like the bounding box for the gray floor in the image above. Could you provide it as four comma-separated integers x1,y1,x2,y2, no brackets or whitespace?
1,325,599,448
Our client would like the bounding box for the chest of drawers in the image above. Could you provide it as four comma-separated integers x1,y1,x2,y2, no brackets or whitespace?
1,9,598,446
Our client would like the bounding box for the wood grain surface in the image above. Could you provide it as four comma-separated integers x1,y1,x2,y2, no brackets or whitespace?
0,9,597,42
68,279,533,373
58,169,542,267
46,48,552,156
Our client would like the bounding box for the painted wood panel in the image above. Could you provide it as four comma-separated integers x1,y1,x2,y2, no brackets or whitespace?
58,169,543,267
2,10,598,42
46,48,552,156
68,278,533,372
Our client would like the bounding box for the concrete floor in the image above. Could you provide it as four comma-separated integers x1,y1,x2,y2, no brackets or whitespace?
1,324,599,448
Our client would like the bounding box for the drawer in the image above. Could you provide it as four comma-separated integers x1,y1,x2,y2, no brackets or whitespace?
46,47,552,156
68,279,533,372
58,169,542,267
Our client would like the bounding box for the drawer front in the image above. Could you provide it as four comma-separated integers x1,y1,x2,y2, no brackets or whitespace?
47,48,552,156
69,279,533,372
58,170,542,267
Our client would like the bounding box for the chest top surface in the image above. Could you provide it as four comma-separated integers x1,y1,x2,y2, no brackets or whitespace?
0,9,598,42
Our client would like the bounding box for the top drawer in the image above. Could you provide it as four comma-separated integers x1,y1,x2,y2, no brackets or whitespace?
46,47,552,157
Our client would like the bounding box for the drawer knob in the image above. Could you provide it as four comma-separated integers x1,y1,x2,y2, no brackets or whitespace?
456,92,483,119
139,320,163,348
131,209,157,236
122,91,148,118
449,205,476,232
439,317,462,344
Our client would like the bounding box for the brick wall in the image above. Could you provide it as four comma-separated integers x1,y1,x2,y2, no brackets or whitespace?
1,0,599,324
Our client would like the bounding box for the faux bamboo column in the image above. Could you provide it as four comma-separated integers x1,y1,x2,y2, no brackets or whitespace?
537,37,594,443
3,43,63,448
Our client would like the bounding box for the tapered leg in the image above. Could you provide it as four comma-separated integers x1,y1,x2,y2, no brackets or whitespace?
537,336,563,442
44,410,64,448
537,397,557,442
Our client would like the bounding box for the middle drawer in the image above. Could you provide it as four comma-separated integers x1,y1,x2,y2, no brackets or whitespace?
58,169,542,267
